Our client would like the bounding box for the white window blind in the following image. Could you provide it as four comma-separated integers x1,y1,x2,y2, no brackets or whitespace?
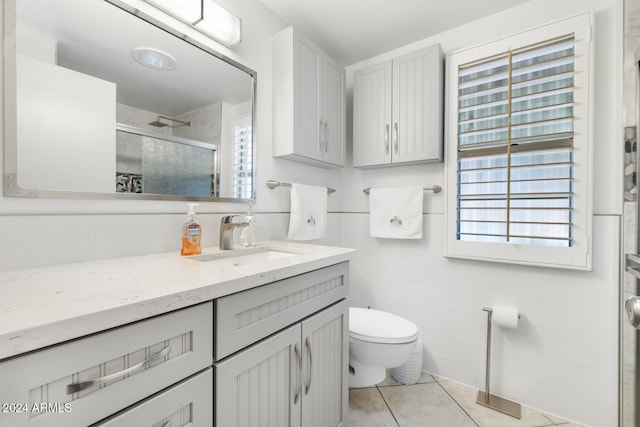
444,14,592,270
232,116,253,199
457,34,575,247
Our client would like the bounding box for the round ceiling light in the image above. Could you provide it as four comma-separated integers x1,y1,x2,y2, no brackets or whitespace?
131,47,177,71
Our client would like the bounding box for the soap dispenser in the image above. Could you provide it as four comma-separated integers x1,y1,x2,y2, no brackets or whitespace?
240,203,255,247
181,203,202,256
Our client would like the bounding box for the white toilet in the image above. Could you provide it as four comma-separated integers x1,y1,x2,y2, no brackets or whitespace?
348,307,419,388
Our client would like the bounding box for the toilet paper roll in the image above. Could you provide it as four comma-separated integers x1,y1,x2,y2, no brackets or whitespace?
492,304,519,329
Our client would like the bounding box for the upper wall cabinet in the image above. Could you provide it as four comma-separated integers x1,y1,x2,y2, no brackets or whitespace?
273,27,346,168
353,44,444,168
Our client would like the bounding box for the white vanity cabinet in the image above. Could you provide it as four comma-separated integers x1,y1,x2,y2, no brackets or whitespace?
0,302,213,427
214,262,350,427
273,27,346,168
353,44,444,168
0,242,354,427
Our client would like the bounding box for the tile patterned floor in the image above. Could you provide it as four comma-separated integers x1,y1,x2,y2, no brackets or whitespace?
348,373,584,427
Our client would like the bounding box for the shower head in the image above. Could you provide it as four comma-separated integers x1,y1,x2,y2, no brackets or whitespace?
147,115,190,128
147,120,170,128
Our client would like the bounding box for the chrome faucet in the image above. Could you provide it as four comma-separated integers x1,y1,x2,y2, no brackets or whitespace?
219,215,249,250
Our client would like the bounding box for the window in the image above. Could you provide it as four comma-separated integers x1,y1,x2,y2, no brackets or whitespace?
232,116,253,199
444,14,592,270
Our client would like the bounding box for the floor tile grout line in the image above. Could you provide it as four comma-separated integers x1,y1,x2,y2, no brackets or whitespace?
433,379,563,427
375,384,401,427
435,380,481,427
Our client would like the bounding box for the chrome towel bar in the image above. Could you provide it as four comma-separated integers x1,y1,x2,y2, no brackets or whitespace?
266,180,336,194
362,185,442,195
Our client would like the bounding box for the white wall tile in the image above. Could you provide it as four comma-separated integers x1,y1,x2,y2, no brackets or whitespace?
544,330,583,365
0,216,31,270
543,301,584,335
543,359,582,393
582,337,614,373
507,350,545,408
30,216,96,267
95,215,149,259
583,307,614,341
582,368,616,427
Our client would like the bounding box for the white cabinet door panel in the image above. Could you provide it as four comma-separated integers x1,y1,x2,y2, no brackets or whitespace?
392,46,443,164
293,36,321,160
353,61,392,168
322,55,346,166
215,324,302,427
301,300,348,427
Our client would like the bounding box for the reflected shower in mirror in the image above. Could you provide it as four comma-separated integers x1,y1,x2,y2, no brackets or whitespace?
4,0,256,202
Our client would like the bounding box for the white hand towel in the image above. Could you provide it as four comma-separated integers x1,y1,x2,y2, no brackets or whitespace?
369,187,423,239
287,183,327,241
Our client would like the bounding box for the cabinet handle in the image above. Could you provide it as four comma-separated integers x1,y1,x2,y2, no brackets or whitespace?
304,337,313,395
294,343,302,404
324,121,329,152
319,119,325,152
384,124,390,154
66,345,171,394
162,421,173,427
393,123,399,154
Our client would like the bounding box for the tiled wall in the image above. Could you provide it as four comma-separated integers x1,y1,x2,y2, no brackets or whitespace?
0,212,342,271
343,213,619,426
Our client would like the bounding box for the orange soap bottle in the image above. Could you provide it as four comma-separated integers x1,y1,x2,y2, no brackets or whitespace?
181,203,202,256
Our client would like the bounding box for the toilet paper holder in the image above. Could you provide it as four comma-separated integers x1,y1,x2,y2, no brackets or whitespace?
477,306,522,419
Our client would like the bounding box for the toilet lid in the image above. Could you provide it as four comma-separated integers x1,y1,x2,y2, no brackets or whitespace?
349,307,418,344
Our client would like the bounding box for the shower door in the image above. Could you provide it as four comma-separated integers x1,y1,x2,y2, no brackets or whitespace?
623,8,640,421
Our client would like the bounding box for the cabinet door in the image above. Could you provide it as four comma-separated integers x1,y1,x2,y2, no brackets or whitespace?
392,45,443,163
215,324,302,427
321,55,345,167
300,300,349,427
292,34,322,161
353,61,392,168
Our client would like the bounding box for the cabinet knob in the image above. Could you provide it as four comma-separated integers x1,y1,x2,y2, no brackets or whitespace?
626,296,640,329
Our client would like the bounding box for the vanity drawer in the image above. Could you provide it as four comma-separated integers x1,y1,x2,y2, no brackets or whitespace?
0,302,213,427
215,262,349,360
95,368,213,427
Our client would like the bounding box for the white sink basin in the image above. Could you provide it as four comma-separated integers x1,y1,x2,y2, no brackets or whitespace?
189,246,303,266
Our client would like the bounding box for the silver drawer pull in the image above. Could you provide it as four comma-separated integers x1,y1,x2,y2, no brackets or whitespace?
324,121,329,152
393,122,398,153
384,124,390,154
67,345,171,394
293,343,302,404
304,336,312,395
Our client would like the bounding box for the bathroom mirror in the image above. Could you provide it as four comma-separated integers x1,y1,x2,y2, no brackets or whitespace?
3,0,256,202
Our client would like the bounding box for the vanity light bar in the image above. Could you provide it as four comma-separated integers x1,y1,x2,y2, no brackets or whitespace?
144,0,242,48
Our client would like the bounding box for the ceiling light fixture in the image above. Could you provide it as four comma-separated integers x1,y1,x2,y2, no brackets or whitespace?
144,0,242,48
131,47,177,70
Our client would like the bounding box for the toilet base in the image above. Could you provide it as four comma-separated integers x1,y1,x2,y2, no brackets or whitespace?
348,361,387,388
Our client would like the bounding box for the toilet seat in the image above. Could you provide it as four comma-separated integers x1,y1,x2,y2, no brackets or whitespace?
349,307,418,344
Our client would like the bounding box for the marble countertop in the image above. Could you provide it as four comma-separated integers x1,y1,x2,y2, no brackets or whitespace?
0,241,354,360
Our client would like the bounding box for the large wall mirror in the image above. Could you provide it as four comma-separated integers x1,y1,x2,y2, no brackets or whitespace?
3,0,256,202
